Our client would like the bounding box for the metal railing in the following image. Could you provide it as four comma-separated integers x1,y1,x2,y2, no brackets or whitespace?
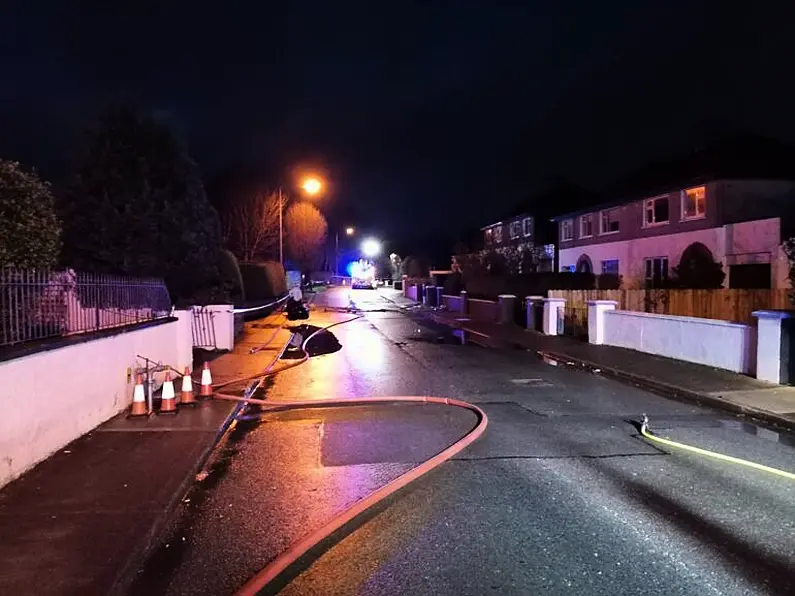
0,268,172,347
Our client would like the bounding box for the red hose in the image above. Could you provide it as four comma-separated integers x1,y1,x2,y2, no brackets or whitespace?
228,396,487,596
210,313,488,594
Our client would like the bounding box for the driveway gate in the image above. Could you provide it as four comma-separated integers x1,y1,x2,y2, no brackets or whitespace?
191,306,217,349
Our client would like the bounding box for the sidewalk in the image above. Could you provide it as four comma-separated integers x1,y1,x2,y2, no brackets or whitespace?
0,312,290,596
424,308,795,431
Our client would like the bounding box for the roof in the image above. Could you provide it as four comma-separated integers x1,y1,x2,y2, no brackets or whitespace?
481,183,597,229
550,134,795,221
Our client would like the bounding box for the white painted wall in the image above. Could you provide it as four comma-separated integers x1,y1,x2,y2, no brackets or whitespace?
0,318,193,489
559,217,786,288
602,310,756,374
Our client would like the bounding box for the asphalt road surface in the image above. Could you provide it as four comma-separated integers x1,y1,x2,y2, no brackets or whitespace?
129,286,795,596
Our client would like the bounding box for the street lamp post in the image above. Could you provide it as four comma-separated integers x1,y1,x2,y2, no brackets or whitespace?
335,227,355,278
278,188,284,266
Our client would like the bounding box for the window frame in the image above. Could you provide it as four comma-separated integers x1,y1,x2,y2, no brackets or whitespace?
601,259,619,275
560,219,574,242
681,186,706,221
644,256,669,287
509,220,521,240
579,214,593,238
494,225,503,243
599,208,620,235
522,217,533,237
643,195,670,227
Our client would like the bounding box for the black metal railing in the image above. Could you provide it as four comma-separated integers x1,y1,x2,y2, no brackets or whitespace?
0,269,172,347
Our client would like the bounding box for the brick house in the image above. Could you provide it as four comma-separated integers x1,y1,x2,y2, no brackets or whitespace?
552,178,795,288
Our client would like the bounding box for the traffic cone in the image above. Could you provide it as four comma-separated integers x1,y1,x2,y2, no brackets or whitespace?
128,374,148,418
159,371,177,414
199,362,213,399
180,367,197,406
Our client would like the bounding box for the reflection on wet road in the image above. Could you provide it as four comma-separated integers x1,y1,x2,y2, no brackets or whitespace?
131,287,795,596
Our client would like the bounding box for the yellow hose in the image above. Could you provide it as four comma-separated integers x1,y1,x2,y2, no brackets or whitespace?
640,415,795,481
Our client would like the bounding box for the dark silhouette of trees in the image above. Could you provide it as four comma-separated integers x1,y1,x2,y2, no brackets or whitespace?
60,104,225,303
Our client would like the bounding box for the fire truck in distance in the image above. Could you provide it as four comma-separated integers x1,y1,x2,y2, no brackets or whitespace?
351,260,377,289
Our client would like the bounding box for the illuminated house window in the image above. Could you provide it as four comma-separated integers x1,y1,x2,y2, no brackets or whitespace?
485,228,493,245
682,186,706,220
523,217,533,237
600,208,620,234
494,225,503,243
560,219,574,241
644,196,669,226
510,221,521,239
580,214,593,238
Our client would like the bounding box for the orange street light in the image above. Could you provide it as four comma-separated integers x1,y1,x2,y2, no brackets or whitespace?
301,177,323,196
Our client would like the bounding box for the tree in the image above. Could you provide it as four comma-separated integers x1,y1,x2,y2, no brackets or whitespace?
0,160,61,268
285,202,327,272
60,105,225,304
670,242,725,289
223,189,281,262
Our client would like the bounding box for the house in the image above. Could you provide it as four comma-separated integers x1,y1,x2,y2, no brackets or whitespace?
481,214,556,272
479,185,594,273
552,178,795,288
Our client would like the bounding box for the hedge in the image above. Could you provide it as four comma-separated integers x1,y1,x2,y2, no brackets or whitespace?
239,261,287,301
219,249,245,304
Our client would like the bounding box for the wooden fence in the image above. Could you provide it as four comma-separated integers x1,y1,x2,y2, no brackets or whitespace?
548,289,792,324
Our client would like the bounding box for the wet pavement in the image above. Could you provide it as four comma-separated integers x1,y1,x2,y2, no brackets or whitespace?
129,287,795,596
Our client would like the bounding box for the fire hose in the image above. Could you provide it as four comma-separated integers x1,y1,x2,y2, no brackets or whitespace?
209,315,488,595
640,414,795,481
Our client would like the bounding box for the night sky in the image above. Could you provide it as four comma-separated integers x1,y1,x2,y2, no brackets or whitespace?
3,2,795,263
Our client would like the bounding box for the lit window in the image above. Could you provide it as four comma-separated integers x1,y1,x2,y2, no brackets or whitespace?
485,228,493,245
494,225,503,243
644,196,669,226
682,186,706,220
601,259,619,275
523,217,533,237
510,221,521,239
580,214,593,238
600,208,620,234
560,219,574,241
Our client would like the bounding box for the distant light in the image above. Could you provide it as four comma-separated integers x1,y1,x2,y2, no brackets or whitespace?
350,260,374,280
361,238,381,258
345,227,355,236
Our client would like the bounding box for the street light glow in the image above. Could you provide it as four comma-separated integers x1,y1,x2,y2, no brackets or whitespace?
301,177,323,196
345,226,355,236
361,238,381,258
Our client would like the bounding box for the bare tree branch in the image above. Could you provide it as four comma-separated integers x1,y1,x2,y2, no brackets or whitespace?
225,190,281,262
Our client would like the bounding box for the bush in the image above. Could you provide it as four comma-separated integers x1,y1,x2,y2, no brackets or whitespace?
239,261,286,301
219,249,245,304
0,160,61,268
443,272,464,295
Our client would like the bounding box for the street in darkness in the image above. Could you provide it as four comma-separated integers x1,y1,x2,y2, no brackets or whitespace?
128,287,795,596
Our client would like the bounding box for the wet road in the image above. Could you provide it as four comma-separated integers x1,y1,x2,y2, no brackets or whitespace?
130,287,795,596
